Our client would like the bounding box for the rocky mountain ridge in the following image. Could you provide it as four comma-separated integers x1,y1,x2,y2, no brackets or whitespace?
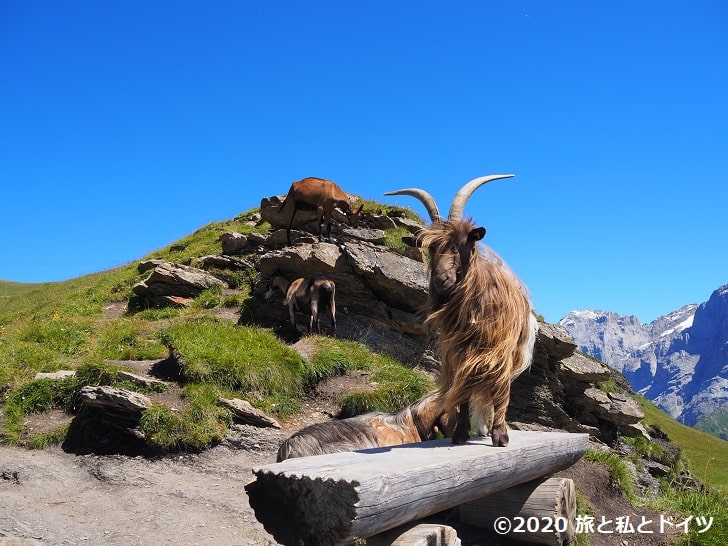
560,283,728,438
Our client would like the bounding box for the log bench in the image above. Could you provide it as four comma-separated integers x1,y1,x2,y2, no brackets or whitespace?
245,430,588,545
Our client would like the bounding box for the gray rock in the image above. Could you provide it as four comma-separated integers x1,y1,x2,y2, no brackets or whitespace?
366,215,397,230
343,242,428,314
340,227,387,244
132,262,226,301
580,387,612,413
138,259,165,274
198,254,254,270
220,232,248,254
537,323,577,360
79,386,152,414
392,216,426,234
644,459,671,478
116,371,166,389
607,393,644,425
559,352,611,383
34,370,76,380
218,398,281,429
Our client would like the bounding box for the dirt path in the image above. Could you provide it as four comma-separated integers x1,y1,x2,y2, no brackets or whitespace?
1,433,677,546
0,367,364,546
1,426,285,546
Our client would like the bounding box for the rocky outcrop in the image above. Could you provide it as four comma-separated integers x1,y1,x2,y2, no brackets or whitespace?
132,262,227,307
509,324,645,444
250,238,432,366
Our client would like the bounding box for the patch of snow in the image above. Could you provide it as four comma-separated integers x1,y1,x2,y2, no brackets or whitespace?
659,315,694,338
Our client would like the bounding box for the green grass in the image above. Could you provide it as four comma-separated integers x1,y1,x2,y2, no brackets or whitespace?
308,336,435,416
1,360,120,445
694,407,728,441
139,386,231,452
637,396,728,495
649,484,727,546
161,317,307,405
95,318,168,360
584,448,637,502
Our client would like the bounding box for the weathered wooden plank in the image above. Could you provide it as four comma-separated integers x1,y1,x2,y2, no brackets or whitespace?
366,523,460,546
460,477,576,545
246,430,588,546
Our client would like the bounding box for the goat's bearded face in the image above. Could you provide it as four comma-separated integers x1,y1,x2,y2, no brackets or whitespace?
426,220,486,300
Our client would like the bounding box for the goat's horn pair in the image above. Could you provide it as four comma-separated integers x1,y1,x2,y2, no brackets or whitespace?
385,174,515,223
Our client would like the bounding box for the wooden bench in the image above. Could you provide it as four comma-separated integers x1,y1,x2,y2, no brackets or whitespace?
245,430,588,545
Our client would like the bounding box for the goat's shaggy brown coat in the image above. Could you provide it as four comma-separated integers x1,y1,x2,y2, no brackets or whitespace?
419,220,537,447
276,391,455,461
279,177,363,245
265,274,336,334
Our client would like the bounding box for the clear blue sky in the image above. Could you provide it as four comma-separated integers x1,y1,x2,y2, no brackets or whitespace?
2,2,726,324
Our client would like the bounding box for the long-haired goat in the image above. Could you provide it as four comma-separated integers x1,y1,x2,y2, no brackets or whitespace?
385,175,538,447
280,177,364,245
276,390,455,461
265,274,337,334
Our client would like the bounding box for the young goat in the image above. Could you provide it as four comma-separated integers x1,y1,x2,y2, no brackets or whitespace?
276,391,455,461
385,175,538,447
280,177,364,245
265,274,337,334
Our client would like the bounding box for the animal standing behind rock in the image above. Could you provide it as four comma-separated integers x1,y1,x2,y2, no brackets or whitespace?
265,274,336,334
385,175,538,447
276,390,455,461
279,177,364,245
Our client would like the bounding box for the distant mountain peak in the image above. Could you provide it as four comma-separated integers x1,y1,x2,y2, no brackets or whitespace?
559,285,727,440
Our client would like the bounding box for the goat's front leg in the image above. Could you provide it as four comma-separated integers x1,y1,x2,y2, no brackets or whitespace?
316,206,325,242
452,399,470,445
288,301,297,330
309,299,319,334
490,385,511,447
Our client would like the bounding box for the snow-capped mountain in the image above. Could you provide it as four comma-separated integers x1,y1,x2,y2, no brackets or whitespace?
559,284,728,437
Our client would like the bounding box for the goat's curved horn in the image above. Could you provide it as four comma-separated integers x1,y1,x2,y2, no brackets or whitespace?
448,174,515,221
384,188,441,222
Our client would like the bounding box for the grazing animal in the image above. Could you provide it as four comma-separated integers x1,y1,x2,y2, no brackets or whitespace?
276,391,455,461
265,274,337,334
385,175,538,447
279,177,364,245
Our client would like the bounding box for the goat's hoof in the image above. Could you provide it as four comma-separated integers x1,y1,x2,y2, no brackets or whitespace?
491,425,509,447
452,432,470,445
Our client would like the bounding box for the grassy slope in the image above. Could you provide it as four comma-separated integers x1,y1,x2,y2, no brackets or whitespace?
2,206,728,497
694,407,728,441
638,395,728,494
0,203,435,450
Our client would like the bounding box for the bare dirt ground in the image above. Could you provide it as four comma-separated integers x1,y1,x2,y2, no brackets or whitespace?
0,430,677,546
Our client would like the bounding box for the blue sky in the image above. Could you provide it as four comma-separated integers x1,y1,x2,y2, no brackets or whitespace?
1,1,726,324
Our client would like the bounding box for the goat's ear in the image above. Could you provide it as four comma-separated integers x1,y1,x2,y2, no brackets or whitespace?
468,227,486,242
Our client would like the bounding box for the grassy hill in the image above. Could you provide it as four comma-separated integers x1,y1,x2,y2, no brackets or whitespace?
695,407,728,442
638,395,728,495
0,206,433,450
